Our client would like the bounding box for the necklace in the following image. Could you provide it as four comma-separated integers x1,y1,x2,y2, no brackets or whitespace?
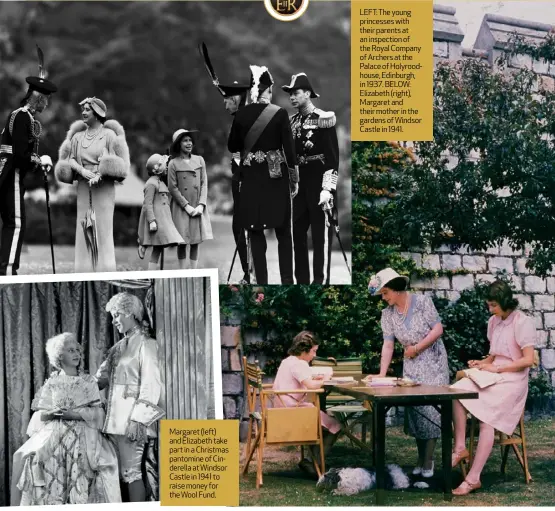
81,126,102,148
393,293,411,326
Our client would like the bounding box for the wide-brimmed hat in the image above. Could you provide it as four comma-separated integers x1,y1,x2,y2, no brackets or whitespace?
79,97,107,118
170,129,198,153
281,73,319,98
368,268,409,295
146,153,169,175
26,45,57,95
249,65,274,103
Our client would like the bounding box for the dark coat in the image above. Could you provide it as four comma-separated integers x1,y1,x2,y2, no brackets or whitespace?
0,108,37,185
228,104,297,230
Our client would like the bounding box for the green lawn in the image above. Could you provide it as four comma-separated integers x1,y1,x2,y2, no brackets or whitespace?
239,419,555,506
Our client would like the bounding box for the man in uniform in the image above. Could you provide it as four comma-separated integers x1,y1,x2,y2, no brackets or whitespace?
0,65,57,275
220,80,251,284
228,65,299,284
96,292,165,502
282,73,339,284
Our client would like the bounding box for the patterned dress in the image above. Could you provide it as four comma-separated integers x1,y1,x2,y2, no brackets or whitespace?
11,372,121,505
381,294,450,439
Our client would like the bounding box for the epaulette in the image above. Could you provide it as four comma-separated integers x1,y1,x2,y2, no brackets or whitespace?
314,108,336,129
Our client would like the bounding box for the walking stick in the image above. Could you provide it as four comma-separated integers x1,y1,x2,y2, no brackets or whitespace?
42,165,56,273
325,209,351,277
226,245,239,284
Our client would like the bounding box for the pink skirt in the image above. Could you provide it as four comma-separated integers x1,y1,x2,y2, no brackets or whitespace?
451,356,529,435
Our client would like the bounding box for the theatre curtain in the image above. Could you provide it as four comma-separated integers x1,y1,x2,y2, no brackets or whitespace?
0,276,214,506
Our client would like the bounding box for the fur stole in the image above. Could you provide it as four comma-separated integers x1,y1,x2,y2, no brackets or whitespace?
54,119,130,184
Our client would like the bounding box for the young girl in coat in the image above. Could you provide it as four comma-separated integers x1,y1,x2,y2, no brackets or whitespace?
168,129,213,269
138,153,184,269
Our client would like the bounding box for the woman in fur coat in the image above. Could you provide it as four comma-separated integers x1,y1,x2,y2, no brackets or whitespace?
55,97,130,272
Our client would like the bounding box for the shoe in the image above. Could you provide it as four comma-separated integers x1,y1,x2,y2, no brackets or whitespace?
412,466,422,476
452,448,470,468
452,479,481,496
421,462,434,478
138,246,146,260
298,458,317,478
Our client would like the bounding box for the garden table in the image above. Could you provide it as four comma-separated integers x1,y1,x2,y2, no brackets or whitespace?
326,383,478,505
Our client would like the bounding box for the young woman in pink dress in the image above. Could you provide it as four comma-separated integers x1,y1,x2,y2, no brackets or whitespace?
450,280,536,495
272,331,342,476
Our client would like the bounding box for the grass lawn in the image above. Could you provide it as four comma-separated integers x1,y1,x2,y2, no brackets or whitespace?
17,215,351,284
239,419,555,506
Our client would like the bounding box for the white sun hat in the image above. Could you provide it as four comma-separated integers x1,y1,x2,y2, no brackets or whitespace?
368,268,409,295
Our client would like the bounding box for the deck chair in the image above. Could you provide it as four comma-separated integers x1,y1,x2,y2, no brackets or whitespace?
242,357,326,488
312,356,372,450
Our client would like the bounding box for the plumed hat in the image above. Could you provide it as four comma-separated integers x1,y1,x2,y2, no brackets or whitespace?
249,65,274,104
26,45,57,95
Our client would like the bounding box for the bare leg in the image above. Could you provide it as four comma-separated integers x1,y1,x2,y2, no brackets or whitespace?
189,243,199,269
415,439,426,468
423,438,437,470
453,400,467,452
148,246,162,270
177,245,188,269
465,422,495,484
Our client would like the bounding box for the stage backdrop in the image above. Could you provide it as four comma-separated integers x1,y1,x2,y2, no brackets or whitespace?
0,277,214,506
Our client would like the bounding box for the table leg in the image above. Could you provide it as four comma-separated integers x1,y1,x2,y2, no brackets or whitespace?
374,402,386,505
440,399,453,501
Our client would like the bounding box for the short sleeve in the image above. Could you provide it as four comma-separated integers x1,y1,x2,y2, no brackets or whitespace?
421,295,441,329
290,359,312,384
514,313,536,349
487,316,496,344
381,309,395,342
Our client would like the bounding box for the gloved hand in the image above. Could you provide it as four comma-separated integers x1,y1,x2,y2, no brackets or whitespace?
40,154,53,172
125,420,148,443
149,221,158,232
31,154,41,167
185,204,196,216
318,190,333,210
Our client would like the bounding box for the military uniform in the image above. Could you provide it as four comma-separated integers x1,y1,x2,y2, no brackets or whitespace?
0,107,41,275
282,73,339,285
290,107,339,284
228,99,298,284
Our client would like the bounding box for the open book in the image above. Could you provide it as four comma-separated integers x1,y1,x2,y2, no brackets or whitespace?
462,368,503,389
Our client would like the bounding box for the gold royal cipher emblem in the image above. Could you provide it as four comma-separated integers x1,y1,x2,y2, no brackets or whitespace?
264,0,309,22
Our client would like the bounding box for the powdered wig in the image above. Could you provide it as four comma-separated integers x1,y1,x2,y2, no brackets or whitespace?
45,332,80,370
105,292,144,322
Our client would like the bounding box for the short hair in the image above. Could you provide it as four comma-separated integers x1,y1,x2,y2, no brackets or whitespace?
383,277,409,292
45,332,80,370
288,331,319,356
92,109,106,124
105,292,144,322
486,280,519,312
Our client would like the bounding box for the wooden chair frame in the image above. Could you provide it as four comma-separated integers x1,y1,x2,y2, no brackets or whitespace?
242,357,326,488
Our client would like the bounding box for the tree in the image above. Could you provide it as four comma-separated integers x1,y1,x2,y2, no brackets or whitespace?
381,40,555,276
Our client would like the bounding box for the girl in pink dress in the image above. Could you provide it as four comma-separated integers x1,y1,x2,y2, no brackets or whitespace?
450,280,536,495
273,331,341,477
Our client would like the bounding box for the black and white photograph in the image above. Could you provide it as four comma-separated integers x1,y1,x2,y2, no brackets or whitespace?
0,270,221,506
0,0,351,285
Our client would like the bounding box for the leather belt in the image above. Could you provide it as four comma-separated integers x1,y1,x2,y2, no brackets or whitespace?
0,144,12,154
243,149,284,166
297,153,325,166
